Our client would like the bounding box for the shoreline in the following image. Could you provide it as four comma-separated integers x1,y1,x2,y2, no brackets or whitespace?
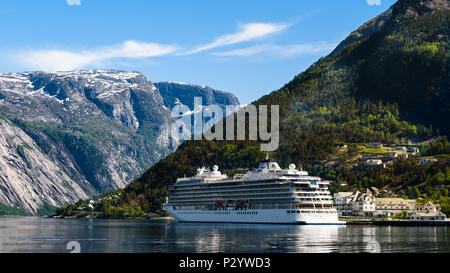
344,220,450,226
49,215,175,221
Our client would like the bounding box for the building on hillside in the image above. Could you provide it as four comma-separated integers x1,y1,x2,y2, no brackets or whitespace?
85,199,95,210
363,159,384,168
360,154,382,161
374,198,416,216
336,144,348,149
408,146,420,154
393,146,408,152
367,143,383,148
383,152,398,160
419,158,437,165
410,201,446,221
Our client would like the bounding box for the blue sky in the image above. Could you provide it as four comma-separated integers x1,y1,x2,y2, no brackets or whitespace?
0,0,396,104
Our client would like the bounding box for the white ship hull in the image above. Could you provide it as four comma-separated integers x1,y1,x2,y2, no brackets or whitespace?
164,205,345,225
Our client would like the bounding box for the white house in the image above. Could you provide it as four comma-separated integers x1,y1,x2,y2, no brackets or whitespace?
393,146,408,152
334,191,376,216
410,201,446,221
383,152,398,159
352,193,376,216
420,158,437,165
86,199,95,209
367,143,383,148
333,192,354,216
363,159,384,168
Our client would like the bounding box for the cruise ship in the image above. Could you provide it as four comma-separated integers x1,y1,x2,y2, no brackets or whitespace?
163,159,345,225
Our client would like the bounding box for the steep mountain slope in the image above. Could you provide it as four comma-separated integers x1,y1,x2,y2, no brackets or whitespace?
328,4,394,57
155,82,239,111
0,116,89,214
0,70,172,193
87,0,449,215
0,70,239,214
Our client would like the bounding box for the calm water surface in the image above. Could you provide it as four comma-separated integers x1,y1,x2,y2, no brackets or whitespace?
0,216,449,253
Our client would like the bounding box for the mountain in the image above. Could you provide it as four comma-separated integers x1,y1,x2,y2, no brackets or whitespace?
155,81,239,111
79,0,449,217
0,70,239,214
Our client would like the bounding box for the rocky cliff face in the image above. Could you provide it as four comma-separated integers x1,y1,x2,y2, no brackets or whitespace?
0,70,239,214
155,81,239,110
155,81,241,135
0,117,89,214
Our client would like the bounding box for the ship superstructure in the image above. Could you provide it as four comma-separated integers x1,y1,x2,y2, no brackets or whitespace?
164,159,345,225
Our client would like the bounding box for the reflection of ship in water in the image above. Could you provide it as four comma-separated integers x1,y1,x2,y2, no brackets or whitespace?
168,223,346,253
164,158,345,225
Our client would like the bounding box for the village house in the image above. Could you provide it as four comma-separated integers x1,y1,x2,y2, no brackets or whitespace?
353,192,376,216
367,143,383,149
363,159,384,168
393,146,408,152
333,192,354,216
410,201,446,221
383,152,398,160
336,180,348,187
86,200,95,209
407,146,420,154
360,154,382,161
334,191,376,216
420,158,437,165
335,144,348,149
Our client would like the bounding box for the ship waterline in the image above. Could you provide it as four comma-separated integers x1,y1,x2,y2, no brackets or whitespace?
164,159,345,225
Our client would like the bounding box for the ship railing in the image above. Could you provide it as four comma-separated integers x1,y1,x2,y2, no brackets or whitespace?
169,203,338,212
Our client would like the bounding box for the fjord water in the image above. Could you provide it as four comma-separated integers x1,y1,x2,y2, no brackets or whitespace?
0,217,449,253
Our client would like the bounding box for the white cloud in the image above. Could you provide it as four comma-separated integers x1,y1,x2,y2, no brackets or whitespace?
15,40,178,71
67,0,81,6
366,0,381,6
212,43,337,58
180,22,289,55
